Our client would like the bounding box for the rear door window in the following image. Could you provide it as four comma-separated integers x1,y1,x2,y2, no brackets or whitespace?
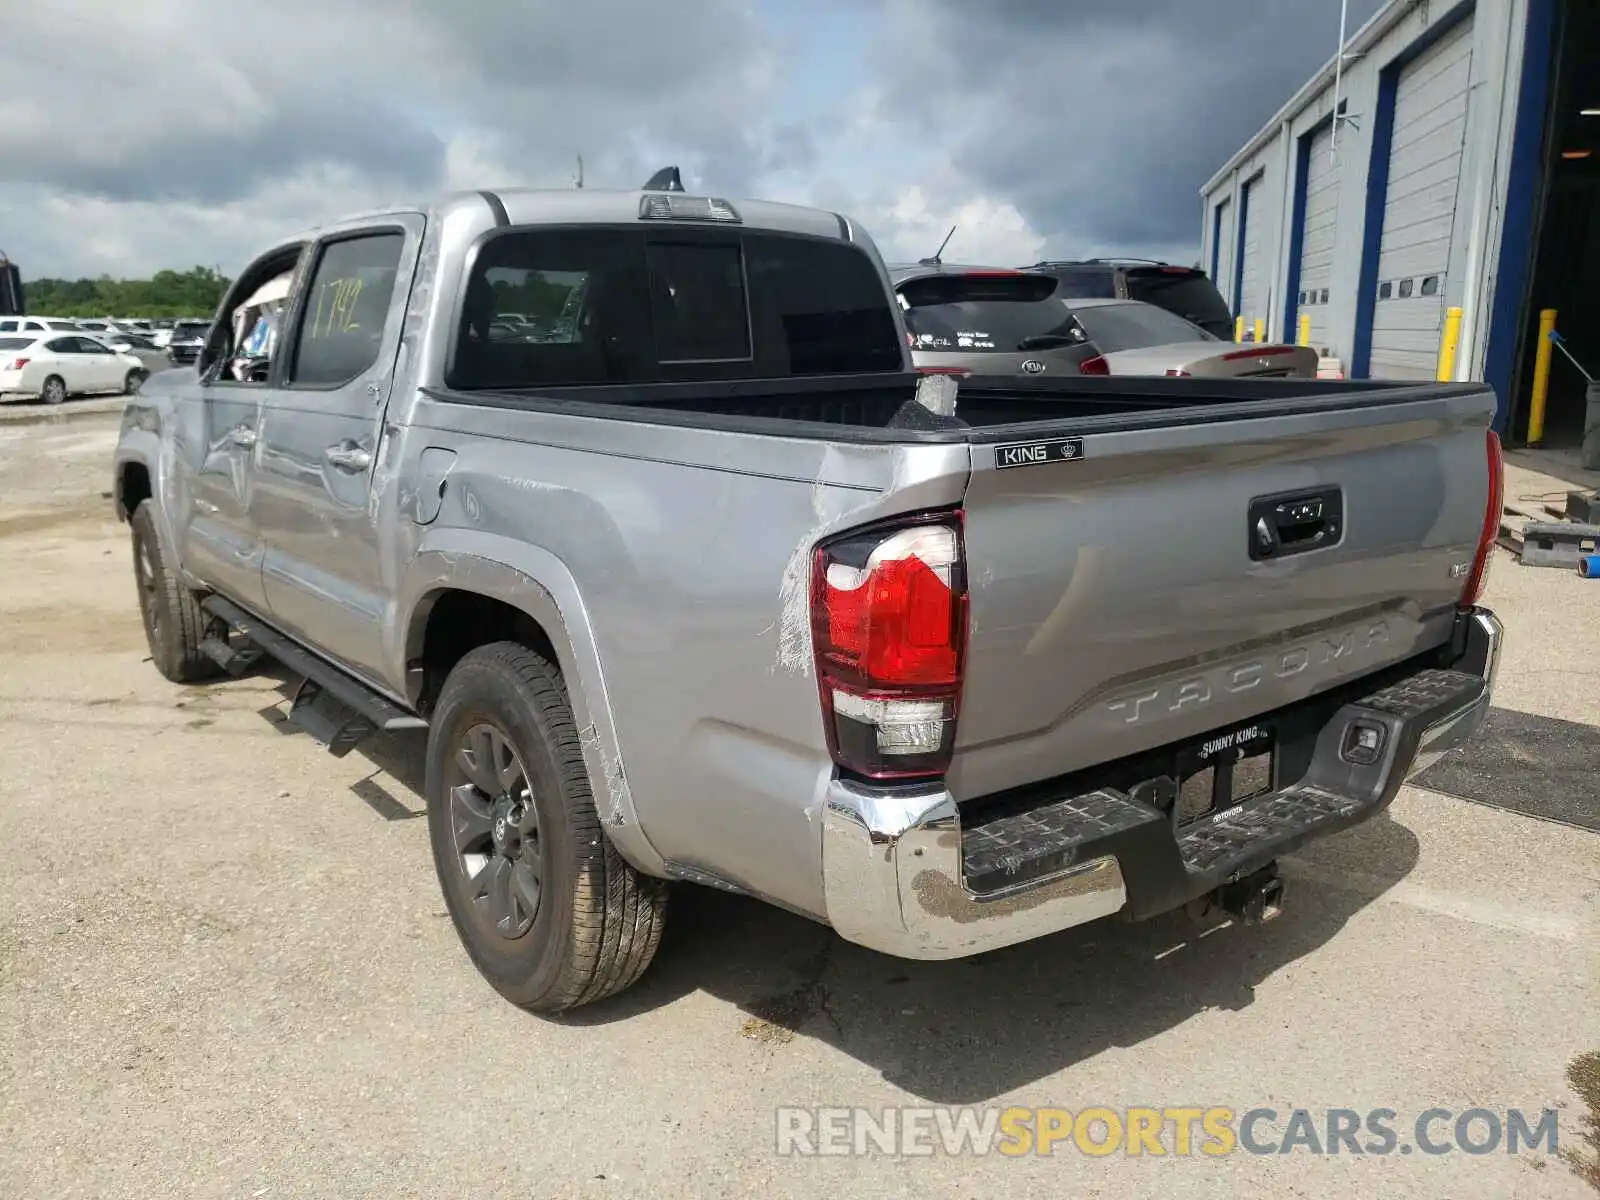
897,274,1083,353
1071,303,1217,353
1124,269,1234,333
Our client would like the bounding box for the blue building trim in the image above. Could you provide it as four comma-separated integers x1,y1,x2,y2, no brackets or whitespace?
1232,171,1264,320
1210,198,1229,287
1351,0,1478,378
1482,0,1558,434
1282,113,1336,344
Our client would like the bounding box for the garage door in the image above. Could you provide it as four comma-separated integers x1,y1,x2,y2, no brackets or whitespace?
1296,123,1340,354
1368,17,1475,379
1236,176,1267,332
1211,198,1234,311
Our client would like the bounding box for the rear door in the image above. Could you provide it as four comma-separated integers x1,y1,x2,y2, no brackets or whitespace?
70,336,125,390
897,272,1098,378
949,389,1494,800
1124,267,1236,339
253,217,422,684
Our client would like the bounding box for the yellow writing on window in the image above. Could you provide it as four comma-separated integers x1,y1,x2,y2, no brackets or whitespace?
308,277,365,338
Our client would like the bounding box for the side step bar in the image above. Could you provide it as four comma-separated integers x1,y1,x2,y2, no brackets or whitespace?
200,594,428,757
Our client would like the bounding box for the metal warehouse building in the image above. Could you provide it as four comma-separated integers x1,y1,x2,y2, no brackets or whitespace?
1200,0,1598,449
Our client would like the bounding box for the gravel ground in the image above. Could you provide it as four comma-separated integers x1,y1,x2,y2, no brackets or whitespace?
1,413,1596,1199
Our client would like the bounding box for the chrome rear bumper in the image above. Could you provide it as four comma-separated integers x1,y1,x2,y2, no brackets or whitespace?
821,607,1502,961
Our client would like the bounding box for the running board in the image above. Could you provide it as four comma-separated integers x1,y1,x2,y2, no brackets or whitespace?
200,595,428,756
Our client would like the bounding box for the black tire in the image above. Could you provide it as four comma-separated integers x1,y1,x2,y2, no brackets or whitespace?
129,500,217,683
40,375,66,405
426,642,668,1013
124,368,147,395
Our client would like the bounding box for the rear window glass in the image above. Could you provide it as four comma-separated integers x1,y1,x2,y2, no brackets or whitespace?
1124,270,1233,327
1072,303,1217,353
1039,267,1118,299
647,241,751,362
898,274,1083,354
0,336,32,350
448,228,902,389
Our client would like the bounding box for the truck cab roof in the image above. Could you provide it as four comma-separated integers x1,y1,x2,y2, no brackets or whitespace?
289,188,865,248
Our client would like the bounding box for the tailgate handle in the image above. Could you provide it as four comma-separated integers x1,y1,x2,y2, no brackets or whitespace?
1249,488,1344,561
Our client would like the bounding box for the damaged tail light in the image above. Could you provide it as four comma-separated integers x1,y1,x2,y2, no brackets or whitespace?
811,515,968,780
1460,428,1503,607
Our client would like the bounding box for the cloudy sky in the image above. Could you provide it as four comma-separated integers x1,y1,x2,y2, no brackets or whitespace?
0,0,1386,281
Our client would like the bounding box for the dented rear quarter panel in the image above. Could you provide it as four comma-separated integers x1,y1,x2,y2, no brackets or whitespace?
392,393,971,918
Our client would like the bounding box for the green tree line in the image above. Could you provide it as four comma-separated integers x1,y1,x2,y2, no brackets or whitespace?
21,266,231,319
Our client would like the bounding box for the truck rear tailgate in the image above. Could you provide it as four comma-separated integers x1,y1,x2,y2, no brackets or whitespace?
948,387,1497,800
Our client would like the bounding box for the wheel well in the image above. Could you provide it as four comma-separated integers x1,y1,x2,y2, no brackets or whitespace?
117,462,152,522
415,590,559,716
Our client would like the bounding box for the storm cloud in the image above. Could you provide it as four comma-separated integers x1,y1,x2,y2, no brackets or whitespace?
0,0,1391,276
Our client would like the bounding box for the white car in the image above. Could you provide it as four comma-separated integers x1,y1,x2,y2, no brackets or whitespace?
0,316,84,337
0,333,150,405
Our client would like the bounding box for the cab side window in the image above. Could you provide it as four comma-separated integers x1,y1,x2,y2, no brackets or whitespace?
290,232,404,387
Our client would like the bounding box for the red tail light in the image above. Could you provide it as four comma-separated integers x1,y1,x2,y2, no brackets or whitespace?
812,515,968,780
2,357,28,371
1079,355,1109,375
1461,429,1503,606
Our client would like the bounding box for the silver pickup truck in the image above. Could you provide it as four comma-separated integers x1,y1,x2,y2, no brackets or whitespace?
113,186,1505,1014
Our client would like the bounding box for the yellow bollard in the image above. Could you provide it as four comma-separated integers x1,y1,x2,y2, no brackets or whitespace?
1254,318,1266,345
1528,308,1557,445
1235,316,1245,343
1297,313,1312,347
1435,306,1464,381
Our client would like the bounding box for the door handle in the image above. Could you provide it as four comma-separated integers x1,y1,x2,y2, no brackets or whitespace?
1248,488,1344,561
324,443,372,472
226,426,257,448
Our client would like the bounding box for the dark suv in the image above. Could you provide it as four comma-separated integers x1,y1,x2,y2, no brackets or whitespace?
165,321,211,365
1021,259,1235,340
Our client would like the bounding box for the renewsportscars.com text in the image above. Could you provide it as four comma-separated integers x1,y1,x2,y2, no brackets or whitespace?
774,1106,1560,1158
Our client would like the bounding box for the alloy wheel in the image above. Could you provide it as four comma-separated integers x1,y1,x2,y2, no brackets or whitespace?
448,721,542,940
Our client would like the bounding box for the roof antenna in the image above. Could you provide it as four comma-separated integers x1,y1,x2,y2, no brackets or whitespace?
642,166,685,192
920,225,957,267
573,155,584,189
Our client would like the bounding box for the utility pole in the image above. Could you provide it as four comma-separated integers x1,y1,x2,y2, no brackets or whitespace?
1330,0,1363,156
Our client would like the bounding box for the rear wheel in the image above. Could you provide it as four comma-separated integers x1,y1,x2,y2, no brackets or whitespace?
426,642,668,1013
130,500,217,683
40,375,66,405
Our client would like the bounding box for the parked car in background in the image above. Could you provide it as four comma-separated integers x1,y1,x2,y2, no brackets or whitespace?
0,333,147,404
165,321,211,365
103,332,168,378
1067,299,1318,379
0,316,84,337
894,267,1314,381
1024,259,1237,340
892,265,1101,377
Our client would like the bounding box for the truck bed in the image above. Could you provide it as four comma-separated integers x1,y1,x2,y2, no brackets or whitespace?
426,373,1458,440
